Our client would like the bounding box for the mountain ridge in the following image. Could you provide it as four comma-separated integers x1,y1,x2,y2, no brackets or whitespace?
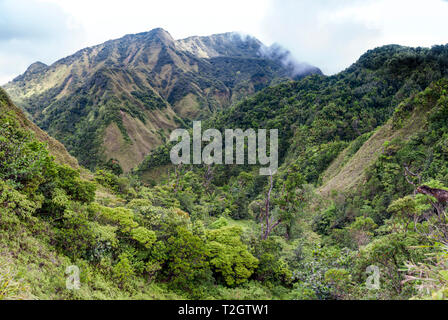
4,28,321,171
138,43,448,186
3,41,448,301
0,87,78,169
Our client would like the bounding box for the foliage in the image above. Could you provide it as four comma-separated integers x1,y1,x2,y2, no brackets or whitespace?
0,260,32,300
404,243,448,300
206,225,259,286
4,45,448,301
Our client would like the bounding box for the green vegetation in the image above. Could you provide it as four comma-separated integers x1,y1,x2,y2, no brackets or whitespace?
0,89,295,299
3,43,448,301
135,45,448,300
4,29,315,171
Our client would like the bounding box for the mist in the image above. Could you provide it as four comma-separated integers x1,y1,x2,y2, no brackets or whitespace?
2,0,448,82
260,0,448,74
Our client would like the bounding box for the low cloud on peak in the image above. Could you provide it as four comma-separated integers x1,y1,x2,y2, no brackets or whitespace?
2,0,448,83
261,0,448,74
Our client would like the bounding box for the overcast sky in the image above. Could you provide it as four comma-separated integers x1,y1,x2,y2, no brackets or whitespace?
1,0,448,84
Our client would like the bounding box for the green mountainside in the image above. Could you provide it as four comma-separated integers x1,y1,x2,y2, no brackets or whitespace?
0,88,78,169
0,88,259,299
136,44,448,299
4,28,320,172
2,43,448,301
139,44,448,182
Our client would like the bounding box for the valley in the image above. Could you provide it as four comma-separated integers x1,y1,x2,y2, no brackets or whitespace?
1,31,448,301
4,29,320,172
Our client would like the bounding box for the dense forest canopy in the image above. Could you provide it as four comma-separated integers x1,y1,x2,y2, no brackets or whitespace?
2,44,448,300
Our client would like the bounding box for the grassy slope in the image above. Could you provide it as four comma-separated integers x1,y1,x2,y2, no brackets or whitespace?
319,106,428,195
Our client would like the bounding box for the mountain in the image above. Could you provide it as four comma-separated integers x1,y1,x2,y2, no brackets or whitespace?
0,87,78,169
4,28,321,172
3,43,448,301
134,44,448,299
175,32,321,77
139,44,448,184
0,87,182,300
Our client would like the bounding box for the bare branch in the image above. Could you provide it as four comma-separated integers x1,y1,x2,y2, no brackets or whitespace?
404,164,422,186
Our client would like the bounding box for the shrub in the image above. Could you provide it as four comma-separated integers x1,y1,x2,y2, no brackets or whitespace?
206,226,259,286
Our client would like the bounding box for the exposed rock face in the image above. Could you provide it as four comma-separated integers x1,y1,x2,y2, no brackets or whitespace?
417,186,448,203
4,28,321,171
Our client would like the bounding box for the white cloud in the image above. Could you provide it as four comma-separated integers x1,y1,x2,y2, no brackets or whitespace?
39,0,270,46
1,0,448,84
261,0,448,74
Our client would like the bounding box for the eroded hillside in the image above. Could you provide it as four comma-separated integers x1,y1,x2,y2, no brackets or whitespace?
4,29,321,171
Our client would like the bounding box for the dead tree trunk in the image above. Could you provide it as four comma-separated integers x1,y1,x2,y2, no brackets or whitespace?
260,175,282,240
174,164,183,193
204,165,214,192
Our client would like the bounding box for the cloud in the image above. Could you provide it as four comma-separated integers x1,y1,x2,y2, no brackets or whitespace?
2,0,448,84
0,0,84,85
261,0,448,74
0,0,71,40
39,0,270,46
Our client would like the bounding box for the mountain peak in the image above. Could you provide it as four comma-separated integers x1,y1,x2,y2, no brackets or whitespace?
27,61,48,71
119,28,174,47
12,61,48,82
4,28,321,171
149,27,170,34
175,32,263,59
141,27,174,45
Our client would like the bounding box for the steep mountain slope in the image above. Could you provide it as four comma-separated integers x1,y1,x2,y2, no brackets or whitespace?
0,87,78,169
138,44,448,184
0,89,176,300
0,88,274,300
135,45,448,300
4,28,321,171
3,42,448,301
321,78,448,219
319,101,428,196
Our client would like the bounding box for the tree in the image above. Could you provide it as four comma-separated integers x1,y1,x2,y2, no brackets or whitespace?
324,269,352,300
112,253,135,289
165,227,212,295
206,225,259,286
260,166,304,240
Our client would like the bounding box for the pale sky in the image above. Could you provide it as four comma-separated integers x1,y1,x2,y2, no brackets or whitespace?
1,0,448,84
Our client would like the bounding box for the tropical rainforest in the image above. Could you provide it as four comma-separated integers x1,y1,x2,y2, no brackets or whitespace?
1,30,448,300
